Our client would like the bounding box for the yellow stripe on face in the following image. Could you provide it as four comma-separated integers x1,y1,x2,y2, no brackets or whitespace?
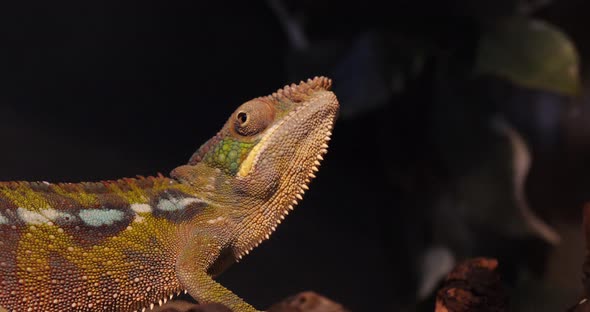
237,121,283,178
237,108,294,178
238,139,264,178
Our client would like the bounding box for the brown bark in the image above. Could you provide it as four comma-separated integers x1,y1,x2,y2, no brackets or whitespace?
568,299,590,312
152,292,348,312
267,291,349,312
582,203,590,298
153,301,232,312
435,258,508,312
571,203,590,311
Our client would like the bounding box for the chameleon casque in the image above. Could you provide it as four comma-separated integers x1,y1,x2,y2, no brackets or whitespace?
0,77,339,312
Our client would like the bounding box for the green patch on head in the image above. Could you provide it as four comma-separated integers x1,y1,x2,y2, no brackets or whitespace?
203,138,258,175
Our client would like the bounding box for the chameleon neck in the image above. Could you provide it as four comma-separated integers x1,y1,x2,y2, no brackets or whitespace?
171,163,283,258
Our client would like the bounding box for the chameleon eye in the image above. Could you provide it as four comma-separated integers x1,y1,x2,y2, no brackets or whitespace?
237,111,248,125
233,101,274,137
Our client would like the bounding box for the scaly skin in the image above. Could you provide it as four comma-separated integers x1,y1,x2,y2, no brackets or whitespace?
0,77,339,312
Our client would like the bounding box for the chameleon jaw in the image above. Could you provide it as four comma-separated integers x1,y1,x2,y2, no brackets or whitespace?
235,114,335,261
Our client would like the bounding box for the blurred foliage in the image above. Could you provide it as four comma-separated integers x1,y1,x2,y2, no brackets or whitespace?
476,16,581,96
271,0,585,310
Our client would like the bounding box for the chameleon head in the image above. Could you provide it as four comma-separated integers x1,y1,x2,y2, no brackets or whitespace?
173,77,338,252
187,76,337,193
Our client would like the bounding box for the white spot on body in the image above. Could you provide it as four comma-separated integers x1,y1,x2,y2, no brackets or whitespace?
17,208,49,225
17,208,74,225
130,203,152,213
0,213,8,225
157,199,176,212
179,198,201,207
79,209,125,227
40,208,66,221
157,197,202,212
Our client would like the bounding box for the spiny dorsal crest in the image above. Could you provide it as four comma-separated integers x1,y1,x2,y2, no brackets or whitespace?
268,76,332,103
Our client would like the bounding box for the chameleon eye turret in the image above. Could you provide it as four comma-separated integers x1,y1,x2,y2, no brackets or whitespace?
232,100,274,137
0,76,338,312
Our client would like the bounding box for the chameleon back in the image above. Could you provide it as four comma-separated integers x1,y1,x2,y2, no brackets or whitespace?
0,177,205,311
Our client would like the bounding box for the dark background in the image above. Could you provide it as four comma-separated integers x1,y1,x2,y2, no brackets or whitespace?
2,1,590,311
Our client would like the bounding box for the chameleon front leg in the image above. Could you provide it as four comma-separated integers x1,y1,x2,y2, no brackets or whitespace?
176,234,261,312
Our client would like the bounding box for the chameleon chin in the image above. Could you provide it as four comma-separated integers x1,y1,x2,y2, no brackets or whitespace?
0,77,339,312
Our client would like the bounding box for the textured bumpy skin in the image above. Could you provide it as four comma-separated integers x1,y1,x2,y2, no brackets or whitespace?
0,77,339,312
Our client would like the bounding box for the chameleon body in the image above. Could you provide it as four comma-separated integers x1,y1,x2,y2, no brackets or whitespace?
0,77,339,312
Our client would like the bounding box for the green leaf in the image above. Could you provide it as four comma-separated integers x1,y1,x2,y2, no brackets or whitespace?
476,17,581,96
